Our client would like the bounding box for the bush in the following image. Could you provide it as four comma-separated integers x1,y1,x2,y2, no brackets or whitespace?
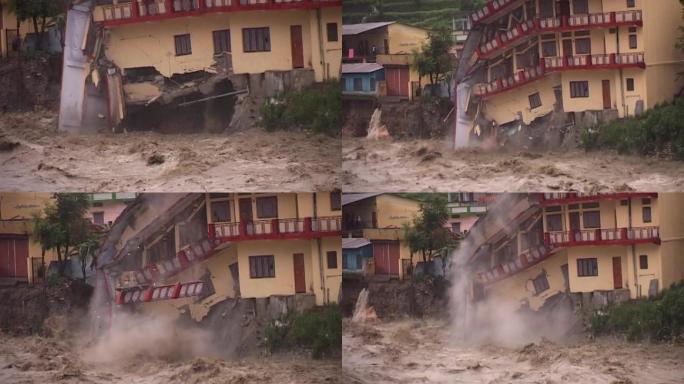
263,305,341,359
260,81,341,136
580,97,684,160
589,281,684,342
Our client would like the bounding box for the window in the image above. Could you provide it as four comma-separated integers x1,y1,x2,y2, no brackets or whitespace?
529,92,542,109
642,206,652,223
174,34,192,56
573,0,589,14
583,211,601,229
546,214,563,232
211,200,230,222
570,81,589,98
243,27,270,52
92,212,104,225
626,78,635,91
575,38,591,54
629,34,637,49
256,196,278,218
327,251,338,269
353,78,363,91
330,191,341,211
212,29,231,54
249,255,275,278
147,231,176,265
639,255,648,269
326,22,338,42
626,0,635,8
451,222,462,233
577,258,598,277
541,40,557,57
370,77,376,91
533,273,550,294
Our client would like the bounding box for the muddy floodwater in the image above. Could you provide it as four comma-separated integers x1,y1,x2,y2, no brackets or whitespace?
0,112,340,192
0,334,340,384
342,138,684,192
343,319,684,384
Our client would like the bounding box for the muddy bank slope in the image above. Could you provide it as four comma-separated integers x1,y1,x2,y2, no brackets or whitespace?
343,138,684,192
0,112,340,192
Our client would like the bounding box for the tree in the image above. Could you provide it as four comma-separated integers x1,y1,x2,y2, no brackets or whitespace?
31,194,93,278
412,28,454,87
7,0,67,51
403,195,455,266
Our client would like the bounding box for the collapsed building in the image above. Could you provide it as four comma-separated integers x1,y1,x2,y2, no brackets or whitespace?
92,193,342,334
463,193,684,311
453,0,684,147
59,0,342,133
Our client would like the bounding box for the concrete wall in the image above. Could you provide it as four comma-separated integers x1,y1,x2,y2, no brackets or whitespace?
101,8,341,82
206,192,338,224
374,195,421,229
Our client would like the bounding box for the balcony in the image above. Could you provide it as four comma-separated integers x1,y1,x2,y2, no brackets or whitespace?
476,10,642,59
210,216,341,241
476,244,555,285
97,0,341,27
115,279,207,305
538,192,657,205
545,226,660,247
470,0,520,25
472,53,645,98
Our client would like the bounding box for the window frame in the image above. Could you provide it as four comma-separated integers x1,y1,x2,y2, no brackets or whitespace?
92,212,105,225
533,273,550,294
242,27,271,53
212,29,231,55
327,251,338,269
174,34,192,56
626,78,635,92
528,92,542,110
577,257,598,277
642,206,652,223
639,254,648,270
569,81,589,98
249,255,275,278
330,191,342,211
256,196,278,219
211,200,231,222
326,22,338,42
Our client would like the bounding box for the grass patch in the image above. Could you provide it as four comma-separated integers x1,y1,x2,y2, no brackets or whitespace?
261,81,341,136
589,281,684,342
263,305,342,359
580,96,684,160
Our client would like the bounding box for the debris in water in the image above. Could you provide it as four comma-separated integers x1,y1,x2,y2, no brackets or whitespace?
147,153,166,165
366,108,390,140
352,289,377,323
0,138,20,151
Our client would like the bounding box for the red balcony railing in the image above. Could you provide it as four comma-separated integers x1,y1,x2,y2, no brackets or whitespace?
476,244,555,285
473,53,645,98
538,192,658,205
115,279,207,305
477,10,642,59
210,216,341,241
470,0,519,25
544,226,660,247
99,0,341,26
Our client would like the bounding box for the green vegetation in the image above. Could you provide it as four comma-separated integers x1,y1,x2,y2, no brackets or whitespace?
343,0,485,30
404,195,456,263
413,28,454,92
580,96,684,160
7,0,68,51
263,305,342,359
589,282,684,342
261,82,341,136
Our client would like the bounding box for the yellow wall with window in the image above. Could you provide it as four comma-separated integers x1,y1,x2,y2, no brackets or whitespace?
100,8,341,81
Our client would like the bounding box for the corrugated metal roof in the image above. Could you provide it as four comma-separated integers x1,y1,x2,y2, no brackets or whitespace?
342,237,371,249
343,21,395,36
342,193,384,206
342,63,384,74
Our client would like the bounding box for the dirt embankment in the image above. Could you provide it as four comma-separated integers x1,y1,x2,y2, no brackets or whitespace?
0,280,92,336
342,278,449,319
0,55,61,113
0,111,341,192
342,138,684,192
343,319,684,384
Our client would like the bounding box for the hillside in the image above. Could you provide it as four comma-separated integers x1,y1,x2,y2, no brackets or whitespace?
342,0,485,30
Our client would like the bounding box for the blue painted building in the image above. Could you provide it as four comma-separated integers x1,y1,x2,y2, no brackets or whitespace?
341,63,384,95
343,237,373,274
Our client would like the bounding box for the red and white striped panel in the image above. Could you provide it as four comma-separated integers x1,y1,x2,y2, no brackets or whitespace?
115,281,206,305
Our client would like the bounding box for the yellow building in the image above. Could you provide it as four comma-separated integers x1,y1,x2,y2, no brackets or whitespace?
460,0,684,131
0,0,43,57
467,193,684,311
104,193,342,321
342,21,430,98
0,193,58,284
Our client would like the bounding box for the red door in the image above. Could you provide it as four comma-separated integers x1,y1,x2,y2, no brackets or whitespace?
373,241,400,276
290,25,304,69
0,237,29,279
293,253,306,293
385,66,409,97
602,80,611,109
612,256,623,289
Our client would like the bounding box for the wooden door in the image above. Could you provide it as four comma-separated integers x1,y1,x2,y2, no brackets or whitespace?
239,198,253,234
290,25,304,69
385,66,410,97
569,212,580,241
373,241,400,277
293,253,306,293
0,237,28,278
612,256,623,289
602,80,611,109
562,39,573,57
